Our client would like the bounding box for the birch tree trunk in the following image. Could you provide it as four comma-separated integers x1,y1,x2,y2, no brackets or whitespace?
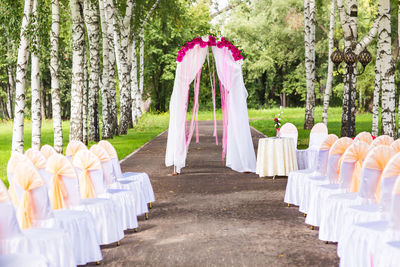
31,0,41,150
82,48,88,145
105,0,118,135
12,0,33,153
50,0,63,153
7,42,15,119
99,0,113,139
130,38,139,125
372,51,381,136
83,0,100,142
69,0,85,141
336,0,379,137
321,0,335,125
136,0,160,120
378,0,396,137
303,0,316,129
111,0,134,135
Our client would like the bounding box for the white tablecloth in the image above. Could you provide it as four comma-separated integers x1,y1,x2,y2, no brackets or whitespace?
256,137,298,177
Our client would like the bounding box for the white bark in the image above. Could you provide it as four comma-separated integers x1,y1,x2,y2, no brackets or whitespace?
69,0,85,141
31,0,41,150
136,0,160,119
111,0,134,134
7,42,15,119
82,48,88,145
130,38,139,125
50,0,63,153
379,0,396,137
105,0,118,134
83,0,100,142
322,0,335,125
372,52,381,136
304,0,316,129
12,0,33,153
99,0,113,139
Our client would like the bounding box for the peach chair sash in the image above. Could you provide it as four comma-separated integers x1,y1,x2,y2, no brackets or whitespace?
320,134,339,150
25,148,47,170
7,152,30,207
340,141,370,192
66,140,87,158
40,144,56,159
359,146,395,201
380,153,400,209
89,144,112,162
309,123,328,149
72,150,102,199
0,179,9,202
13,161,45,229
329,137,353,155
280,123,298,147
371,135,394,148
46,154,77,210
98,140,118,159
391,139,400,153
354,132,373,145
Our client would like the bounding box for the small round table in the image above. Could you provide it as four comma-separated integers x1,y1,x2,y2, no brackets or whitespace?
256,137,298,177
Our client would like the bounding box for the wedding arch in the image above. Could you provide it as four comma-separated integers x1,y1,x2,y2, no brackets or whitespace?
165,36,256,174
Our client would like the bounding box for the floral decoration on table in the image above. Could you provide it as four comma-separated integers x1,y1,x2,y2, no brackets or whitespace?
176,36,244,62
274,111,283,137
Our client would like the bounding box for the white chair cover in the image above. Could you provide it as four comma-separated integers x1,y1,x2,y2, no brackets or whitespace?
319,146,394,243
284,134,337,207
280,123,298,147
0,253,49,267
47,153,122,246
99,140,156,205
0,180,75,267
74,150,138,230
305,137,352,227
296,123,328,170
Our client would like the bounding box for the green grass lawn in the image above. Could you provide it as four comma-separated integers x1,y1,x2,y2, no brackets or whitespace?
0,106,374,186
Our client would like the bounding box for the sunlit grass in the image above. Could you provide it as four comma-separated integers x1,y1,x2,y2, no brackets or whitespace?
1,106,375,186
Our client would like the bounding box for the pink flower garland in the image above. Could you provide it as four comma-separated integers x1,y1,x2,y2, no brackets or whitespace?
176,36,244,62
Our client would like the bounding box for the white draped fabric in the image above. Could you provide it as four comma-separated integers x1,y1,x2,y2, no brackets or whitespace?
165,38,256,173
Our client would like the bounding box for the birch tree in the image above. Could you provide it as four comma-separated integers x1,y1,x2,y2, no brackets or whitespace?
105,0,118,135
111,0,134,135
82,48,88,144
378,0,396,137
303,0,316,129
136,0,160,121
99,0,113,139
371,51,381,136
336,0,379,137
130,36,139,125
31,0,41,150
12,0,33,153
7,42,15,120
321,0,335,125
50,0,63,152
83,0,100,142
69,0,85,141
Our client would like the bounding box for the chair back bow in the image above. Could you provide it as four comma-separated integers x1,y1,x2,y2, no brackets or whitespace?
371,135,394,148
98,140,118,159
66,140,87,158
40,144,56,159
25,148,47,169
354,132,373,145
73,150,102,199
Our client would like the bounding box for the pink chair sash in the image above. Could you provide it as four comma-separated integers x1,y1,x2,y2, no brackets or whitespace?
25,148,47,169
380,153,400,208
319,134,338,150
391,139,400,153
90,144,114,185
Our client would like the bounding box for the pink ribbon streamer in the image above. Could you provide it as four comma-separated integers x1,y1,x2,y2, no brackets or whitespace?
185,69,202,146
212,63,218,145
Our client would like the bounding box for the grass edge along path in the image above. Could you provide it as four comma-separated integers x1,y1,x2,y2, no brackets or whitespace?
0,106,375,186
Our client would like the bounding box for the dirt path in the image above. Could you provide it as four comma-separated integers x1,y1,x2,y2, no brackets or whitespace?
95,121,339,267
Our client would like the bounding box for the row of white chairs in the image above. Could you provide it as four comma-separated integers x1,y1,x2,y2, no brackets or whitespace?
279,122,329,170
284,132,400,266
0,140,155,267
